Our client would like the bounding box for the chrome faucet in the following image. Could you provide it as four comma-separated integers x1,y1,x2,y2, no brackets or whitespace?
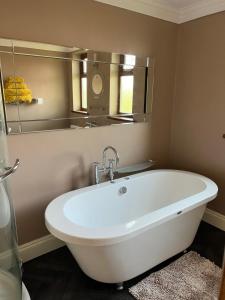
103,146,119,168
92,146,119,184
103,146,119,182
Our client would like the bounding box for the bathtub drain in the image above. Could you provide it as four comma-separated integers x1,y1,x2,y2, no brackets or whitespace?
119,186,127,195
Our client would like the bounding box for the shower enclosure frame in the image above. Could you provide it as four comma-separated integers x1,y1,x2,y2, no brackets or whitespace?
0,71,30,299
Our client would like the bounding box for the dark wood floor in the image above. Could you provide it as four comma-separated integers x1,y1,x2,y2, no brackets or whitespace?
23,221,225,300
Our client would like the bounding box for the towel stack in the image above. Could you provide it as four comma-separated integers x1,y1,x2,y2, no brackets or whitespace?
4,76,32,104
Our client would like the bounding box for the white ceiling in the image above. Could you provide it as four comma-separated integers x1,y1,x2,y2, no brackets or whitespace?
154,0,200,9
95,0,225,23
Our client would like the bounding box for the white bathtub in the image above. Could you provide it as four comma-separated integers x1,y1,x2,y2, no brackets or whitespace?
45,170,218,284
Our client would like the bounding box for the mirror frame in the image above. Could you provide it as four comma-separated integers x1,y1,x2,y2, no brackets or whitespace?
0,38,154,135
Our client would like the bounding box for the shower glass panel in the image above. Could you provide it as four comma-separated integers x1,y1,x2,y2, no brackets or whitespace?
0,83,22,299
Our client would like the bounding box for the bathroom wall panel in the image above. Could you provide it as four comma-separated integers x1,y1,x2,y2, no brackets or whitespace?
0,0,178,244
171,12,225,215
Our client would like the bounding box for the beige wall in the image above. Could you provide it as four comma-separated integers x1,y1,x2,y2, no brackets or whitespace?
0,0,178,244
170,12,225,215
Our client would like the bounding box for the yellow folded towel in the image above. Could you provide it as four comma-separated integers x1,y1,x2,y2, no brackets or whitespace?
6,76,25,83
5,88,32,96
4,82,27,89
4,76,33,104
5,95,32,103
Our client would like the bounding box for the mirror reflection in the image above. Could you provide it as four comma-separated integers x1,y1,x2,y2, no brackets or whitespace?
0,39,152,134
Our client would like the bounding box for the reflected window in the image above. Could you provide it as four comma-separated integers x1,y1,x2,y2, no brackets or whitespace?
123,55,136,71
119,76,134,114
80,56,87,110
118,55,135,114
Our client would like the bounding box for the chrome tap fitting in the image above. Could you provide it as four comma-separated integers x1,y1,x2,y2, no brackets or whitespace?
91,146,120,184
103,146,119,169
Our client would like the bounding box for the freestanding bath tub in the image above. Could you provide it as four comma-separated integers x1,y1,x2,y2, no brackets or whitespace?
45,170,218,285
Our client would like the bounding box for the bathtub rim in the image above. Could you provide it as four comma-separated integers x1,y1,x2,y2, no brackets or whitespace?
45,169,218,246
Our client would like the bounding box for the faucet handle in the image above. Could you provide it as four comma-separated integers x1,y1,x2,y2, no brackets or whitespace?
108,158,115,168
108,159,115,182
91,162,105,185
93,161,105,171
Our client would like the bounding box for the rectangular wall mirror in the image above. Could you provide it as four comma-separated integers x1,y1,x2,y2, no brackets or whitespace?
0,39,154,134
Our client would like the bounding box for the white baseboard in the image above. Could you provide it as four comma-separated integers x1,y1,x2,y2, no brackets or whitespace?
0,234,64,266
203,208,225,231
19,234,65,263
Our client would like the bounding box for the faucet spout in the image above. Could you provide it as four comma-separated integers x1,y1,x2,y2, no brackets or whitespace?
103,146,119,168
